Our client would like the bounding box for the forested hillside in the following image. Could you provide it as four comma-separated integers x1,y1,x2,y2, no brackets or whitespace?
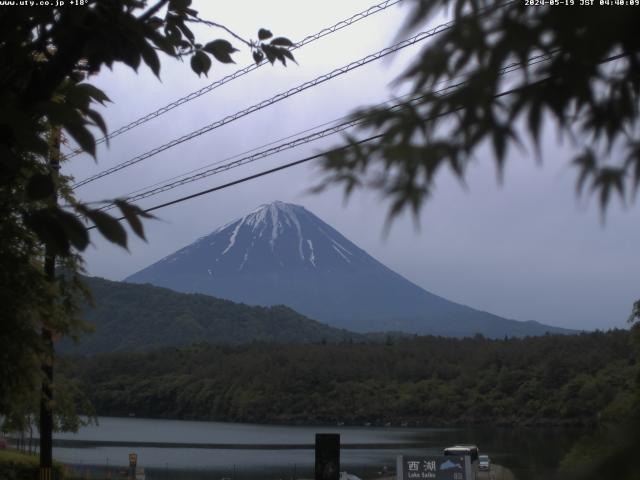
62,329,637,427
59,277,362,354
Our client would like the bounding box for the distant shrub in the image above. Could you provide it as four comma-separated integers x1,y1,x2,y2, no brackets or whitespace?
0,450,65,480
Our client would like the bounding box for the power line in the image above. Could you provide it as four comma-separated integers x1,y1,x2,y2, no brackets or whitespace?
97,117,383,211
89,57,564,229
95,91,449,212
84,54,631,229
120,114,355,199
144,136,376,214
117,47,551,202
72,20,456,189
74,0,521,188
95,53,555,212
104,51,631,221
88,134,383,231
62,0,404,160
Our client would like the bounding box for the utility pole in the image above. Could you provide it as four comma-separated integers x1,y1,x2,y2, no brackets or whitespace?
39,126,60,480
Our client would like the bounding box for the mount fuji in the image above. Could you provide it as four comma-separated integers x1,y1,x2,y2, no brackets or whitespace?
125,201,569,337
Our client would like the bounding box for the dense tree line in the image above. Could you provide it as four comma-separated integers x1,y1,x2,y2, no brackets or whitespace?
61,329,637,427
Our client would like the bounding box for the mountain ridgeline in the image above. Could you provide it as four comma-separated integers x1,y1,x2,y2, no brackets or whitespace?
59,277,361,355
126,201,569,338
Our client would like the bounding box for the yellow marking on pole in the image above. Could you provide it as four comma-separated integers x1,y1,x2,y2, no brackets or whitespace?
39,467,51,480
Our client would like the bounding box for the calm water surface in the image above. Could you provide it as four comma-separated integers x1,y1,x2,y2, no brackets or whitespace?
53,417,583,480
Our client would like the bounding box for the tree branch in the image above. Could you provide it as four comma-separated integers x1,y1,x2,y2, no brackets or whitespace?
138,0,170,22
190,18,251,48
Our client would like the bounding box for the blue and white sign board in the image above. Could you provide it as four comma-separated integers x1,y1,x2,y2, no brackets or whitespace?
397,455,470,480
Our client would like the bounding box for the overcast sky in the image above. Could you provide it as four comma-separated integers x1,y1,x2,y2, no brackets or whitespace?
63,0,639,332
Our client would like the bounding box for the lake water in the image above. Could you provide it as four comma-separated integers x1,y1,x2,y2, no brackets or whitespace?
52,417,583,480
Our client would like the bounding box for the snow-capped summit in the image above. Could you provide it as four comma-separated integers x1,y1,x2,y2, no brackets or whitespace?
145,201,371,277
217,200,365,271
125,201,569,337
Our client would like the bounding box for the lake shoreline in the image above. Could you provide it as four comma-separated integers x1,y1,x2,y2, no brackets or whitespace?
43,416,583,480
79,413,597,430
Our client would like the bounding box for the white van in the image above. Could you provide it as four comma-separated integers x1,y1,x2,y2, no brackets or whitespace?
443,445,479,479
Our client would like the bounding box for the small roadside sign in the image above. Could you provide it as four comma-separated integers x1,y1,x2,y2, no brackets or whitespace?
128,453,138,480
397,455,469,480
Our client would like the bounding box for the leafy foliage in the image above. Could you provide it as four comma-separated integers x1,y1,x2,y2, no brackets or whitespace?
0,0,293,421
0,182,88,416
62,329,636,427
1,366,96,442
0,0,295,255
0,450,65,480
318,0,640,220
630,300,640,324
557,323,640,480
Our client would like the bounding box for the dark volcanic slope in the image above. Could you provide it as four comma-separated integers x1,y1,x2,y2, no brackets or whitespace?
59,276,361,354
126,201,571,338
